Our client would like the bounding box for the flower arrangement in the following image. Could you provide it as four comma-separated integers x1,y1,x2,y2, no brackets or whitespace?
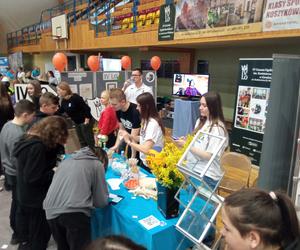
146,135,193,190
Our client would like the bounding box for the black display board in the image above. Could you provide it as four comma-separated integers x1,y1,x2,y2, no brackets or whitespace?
231,59,273,165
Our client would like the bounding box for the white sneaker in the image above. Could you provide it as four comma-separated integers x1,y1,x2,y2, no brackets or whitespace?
0,175,5,181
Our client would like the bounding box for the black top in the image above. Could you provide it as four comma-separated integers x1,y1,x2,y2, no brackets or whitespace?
116,102,141,133
13,136,61,208
30,95,40,111
60,94,92,124
0,101,14,131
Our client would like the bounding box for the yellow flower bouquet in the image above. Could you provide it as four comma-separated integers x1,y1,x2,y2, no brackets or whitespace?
146,135,193,189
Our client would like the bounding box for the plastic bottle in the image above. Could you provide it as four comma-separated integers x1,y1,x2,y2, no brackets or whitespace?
120,150,126,162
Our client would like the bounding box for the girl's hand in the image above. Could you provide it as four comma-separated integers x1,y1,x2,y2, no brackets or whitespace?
173,137,186,147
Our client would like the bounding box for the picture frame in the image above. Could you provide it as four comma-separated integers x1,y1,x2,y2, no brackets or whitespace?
106,81,117,90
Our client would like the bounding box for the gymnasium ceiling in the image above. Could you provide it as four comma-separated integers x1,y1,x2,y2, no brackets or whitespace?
0,0,60,54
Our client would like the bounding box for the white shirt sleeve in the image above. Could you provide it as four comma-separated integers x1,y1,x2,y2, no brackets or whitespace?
143,119,161,144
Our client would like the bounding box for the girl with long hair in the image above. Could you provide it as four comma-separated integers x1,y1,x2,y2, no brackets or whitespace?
27,79,42,110
175,91,228,188
13,116,68,250
121,92,165,172
0,83,14,131
222,188,300,250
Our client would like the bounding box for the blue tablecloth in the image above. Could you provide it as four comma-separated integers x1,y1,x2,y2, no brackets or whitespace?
91,167,192,250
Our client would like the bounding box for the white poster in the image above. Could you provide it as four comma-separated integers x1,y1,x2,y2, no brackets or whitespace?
263,0,300,31
14,84,57,103
87,97,104,121
79,83,93,99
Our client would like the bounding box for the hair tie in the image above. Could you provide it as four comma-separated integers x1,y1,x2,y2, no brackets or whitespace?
269,191,278,201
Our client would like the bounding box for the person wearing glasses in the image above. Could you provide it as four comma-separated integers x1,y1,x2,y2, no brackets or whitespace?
122,68,153,104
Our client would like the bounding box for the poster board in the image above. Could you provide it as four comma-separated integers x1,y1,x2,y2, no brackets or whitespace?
263,0,300,31
230,58,273,165
14,84,57,103
158,0,264,41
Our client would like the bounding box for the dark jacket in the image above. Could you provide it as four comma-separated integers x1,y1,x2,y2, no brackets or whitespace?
60,94,92,124
13,136,58,208
28,110,48,129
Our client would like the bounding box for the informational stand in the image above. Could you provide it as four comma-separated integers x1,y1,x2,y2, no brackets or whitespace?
231,58,273,165
174,130,227,249
14,70,157,121
173,99,200,137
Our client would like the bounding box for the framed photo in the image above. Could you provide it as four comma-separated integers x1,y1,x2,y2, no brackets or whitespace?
106,82,117,90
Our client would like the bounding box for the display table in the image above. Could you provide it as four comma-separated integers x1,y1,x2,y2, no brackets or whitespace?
173,99,200,137
91,167,192,250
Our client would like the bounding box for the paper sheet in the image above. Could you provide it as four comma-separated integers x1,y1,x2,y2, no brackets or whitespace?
107,178,122,190
139,215,161,230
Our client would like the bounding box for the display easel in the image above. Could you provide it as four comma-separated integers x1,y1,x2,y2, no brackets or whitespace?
174,130,227,250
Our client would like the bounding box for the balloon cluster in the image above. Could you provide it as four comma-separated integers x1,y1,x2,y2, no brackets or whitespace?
52,53,161,72
120,55,161,71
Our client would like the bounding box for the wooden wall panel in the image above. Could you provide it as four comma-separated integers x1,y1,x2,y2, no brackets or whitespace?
8,19,300,54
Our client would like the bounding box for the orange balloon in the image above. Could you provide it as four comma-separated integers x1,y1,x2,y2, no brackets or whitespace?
150,56,161,71
121,56,131,70
52,53,67,72
87,55,99,72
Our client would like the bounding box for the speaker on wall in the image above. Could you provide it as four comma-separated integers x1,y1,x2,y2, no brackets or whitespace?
197,60,209,74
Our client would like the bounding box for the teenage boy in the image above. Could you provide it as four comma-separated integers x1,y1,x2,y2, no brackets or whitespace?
109,88,140,158
29,92,60,126
0,100,36,245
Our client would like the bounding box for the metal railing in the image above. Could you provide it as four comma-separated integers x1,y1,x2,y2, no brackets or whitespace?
7,0,162,49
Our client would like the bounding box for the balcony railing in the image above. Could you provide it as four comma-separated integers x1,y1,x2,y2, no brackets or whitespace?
7,0,164,50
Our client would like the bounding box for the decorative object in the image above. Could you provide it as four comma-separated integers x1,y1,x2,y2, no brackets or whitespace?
52,52,67,72
97,134,108,148
121,56,131,70
146,137,193,218
146,138,192,189
150,56,161,71
87,55,99,72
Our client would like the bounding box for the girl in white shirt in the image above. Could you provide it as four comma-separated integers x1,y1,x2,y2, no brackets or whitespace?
121,92,165,172
175,91,228,189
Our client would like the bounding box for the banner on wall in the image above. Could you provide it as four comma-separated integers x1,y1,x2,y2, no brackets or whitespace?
8,52,23,72
159,0,264,40
14,84,57,103
158,4,176,41
230,59,273,165
262,0,300,31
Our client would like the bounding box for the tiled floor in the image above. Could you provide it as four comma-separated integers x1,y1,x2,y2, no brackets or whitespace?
0,181,56,249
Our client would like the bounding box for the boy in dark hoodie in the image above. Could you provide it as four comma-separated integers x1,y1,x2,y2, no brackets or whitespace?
13,116,68,250
43,146,108,250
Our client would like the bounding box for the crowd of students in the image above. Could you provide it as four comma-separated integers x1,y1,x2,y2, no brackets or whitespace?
0,67,299,250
